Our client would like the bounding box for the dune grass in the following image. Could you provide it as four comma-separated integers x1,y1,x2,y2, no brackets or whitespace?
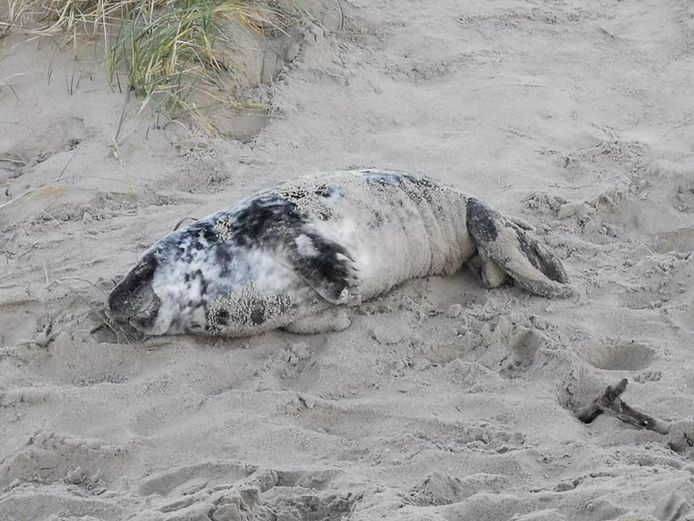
0,0,303,132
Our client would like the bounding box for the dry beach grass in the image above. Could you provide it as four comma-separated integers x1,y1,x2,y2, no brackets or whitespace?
1,0,304,133
1,0,694,520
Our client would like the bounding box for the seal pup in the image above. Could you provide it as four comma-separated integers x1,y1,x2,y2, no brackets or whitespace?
107,169,571,337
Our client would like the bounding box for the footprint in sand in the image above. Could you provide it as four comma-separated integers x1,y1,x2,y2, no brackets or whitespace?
134,463,357,521
654,228,694,254
0,431,128,489
408,471,511,506
476,315,549,378
138,461,258,497
587,341,656,371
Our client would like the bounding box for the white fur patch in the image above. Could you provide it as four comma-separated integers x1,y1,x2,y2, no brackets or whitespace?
295,234,319,257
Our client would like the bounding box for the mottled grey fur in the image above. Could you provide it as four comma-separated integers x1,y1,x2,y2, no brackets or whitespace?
107,169,571,337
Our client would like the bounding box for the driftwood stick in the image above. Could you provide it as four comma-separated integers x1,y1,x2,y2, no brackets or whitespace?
576,378,671,435
576,378,627,423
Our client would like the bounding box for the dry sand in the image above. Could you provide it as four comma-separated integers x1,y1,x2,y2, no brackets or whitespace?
2,0,694,519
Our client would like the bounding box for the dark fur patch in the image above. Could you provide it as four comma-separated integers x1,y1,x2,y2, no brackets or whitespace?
228,196,298,248
250,305,265,325
290,230,355,302
159,222,219,263
369,210,384,228
314,185,330,197
214,246,233,277
466,198,498,242
191,269,208,298
217,309,230,326
516,232,569,283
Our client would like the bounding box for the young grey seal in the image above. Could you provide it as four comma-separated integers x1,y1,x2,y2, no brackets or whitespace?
107,169,572,337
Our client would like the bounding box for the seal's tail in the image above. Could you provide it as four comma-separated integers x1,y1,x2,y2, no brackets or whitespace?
466,198,573,298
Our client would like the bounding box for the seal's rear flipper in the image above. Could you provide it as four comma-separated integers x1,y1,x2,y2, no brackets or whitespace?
470,251,509,290
467,198,573,298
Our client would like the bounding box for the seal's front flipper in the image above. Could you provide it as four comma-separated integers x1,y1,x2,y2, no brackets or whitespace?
283,308,352,335
288,230,360,305
467,198,572,298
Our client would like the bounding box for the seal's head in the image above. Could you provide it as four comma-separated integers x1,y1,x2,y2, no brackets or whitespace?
107,224,226,336
107,253,163,334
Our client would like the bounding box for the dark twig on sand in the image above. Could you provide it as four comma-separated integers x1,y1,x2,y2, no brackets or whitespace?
576,378,671,435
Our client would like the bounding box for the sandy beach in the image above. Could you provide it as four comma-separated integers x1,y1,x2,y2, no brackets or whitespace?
2,0,694,519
